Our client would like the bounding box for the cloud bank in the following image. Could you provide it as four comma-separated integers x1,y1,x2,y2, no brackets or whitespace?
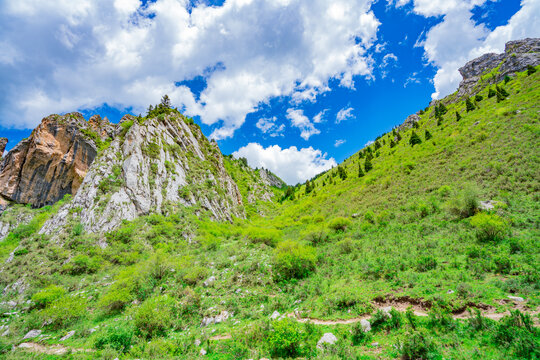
233,143,336,184
0,0,380,138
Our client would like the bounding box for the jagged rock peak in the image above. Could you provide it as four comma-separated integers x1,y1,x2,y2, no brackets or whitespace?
457,38,540,98
0,138,7,157
41,112,244,235
0,113,115,210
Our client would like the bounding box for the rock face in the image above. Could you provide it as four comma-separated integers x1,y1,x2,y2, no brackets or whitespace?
397,114,420,133
41,113,244,234
259,168,284,188
457,38,540,98
0,138,7,157
0,113,114,210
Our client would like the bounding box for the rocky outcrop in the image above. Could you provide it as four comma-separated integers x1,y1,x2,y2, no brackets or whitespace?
0,113,114,210
457,38,540,98
259,168,284,188
0,138,7,157
397,114,420,133
41,112,244,234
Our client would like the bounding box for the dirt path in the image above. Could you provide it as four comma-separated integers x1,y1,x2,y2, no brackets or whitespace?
17,342,93,355
286,300,539,326
209,334,232,340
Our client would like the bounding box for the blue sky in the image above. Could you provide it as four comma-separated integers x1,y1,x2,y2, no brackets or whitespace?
0,0,537,184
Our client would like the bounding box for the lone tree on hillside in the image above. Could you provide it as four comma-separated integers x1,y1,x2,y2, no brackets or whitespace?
488,88,496,98
466,97,475,112
455,111,462,121
358,164,364,177
425,129,432,141
390,139,396,148
527,64,537,75
364,157,373,173
337,165,347,180
409,130,422,146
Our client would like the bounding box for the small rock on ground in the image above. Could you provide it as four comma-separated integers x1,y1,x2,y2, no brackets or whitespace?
317,333,338,349
23,330,41,340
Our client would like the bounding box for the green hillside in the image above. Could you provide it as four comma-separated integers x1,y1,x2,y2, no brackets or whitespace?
0,67,538,359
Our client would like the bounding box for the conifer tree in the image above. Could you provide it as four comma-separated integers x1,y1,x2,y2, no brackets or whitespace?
438,103,447,115
466,97,475,112
497,85,509,97
504,75,511,84
374,140,381,151
455,111,462,121
488,88,496,98
475,94,483,102
358,164,364,177
364,157,372,172
425,129,432,141
337,165,347,180
160,94,171,108
527,64,537,75
396,132,402,141
305,180,312,195
413,121,420,129
409,130,422,146
390,139,396,148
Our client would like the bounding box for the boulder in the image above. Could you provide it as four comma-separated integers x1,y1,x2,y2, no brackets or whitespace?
317,333,338,349
60,330,75,341
22,329,41,340
360,319,371,332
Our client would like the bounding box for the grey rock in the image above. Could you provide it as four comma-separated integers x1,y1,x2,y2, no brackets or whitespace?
508,296,524,302
397,114,420,133
447,289,455,294
23,329,41,340
194,339,201,346
201,310,231,326
270,311,281,320
200,348,207,356
479,201,497,211
203,276,216,287
60,330,75,341
371,342,379,347
317,333,338,349
361,319,371,332
457,38,540,99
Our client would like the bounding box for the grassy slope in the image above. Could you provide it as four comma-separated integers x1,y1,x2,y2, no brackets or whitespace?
0,68,538,359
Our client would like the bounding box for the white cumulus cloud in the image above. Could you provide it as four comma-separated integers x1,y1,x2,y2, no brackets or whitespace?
336,107,355,123
286,109,320,140
232,143,336,184
0,0,380,138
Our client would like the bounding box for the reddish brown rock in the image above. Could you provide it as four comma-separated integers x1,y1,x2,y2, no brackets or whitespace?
0,113,114,208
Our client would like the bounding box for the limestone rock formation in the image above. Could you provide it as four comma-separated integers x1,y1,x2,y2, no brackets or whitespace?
41,112,244,234
0,113,114,210
457,38,540,98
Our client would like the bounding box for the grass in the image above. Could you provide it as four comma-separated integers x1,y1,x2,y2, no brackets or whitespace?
0,67,538,359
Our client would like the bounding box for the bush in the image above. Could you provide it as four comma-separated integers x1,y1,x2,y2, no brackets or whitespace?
470,212,508,242
133,295,178,339
351,322,371,345
493,310,539,359
273,241,316,281
328,217,351,232
62,254,100,275
267,318,304,358
446,185,479,219
304,230,329,246
364,210,375,224
527,64,536,76
31,285,66,309
371,308,402,332
466,97,475,112
409,131,422,146
400,331,439,360
43,295,87,328
416,256,437,272
245,227,281,246
94,322,134,353
475,94,483,102
488,88,496,98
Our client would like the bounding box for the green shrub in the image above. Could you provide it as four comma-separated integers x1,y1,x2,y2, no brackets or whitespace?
475,94,483,102
304,230,329,246
409,131,422,146
493,310,539,359
267,318,304,358
371,308,402,332
488,88,496,98
466,97,475,112
400,331,439,360
364,210,375,224
527,65,536,76
133,295,178,339
31,285,66,309
62,254,100,275
351,322,371,345
470,212,508,242
416,256,437,272
43,295,87,328
245,227,281,246
327,217,351,232
273,241,316,281
446,185,479,218
94,322,134,353
182,266,208,285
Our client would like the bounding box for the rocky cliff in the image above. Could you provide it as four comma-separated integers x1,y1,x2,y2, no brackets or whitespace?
40,112,245,234
457,38,540,98
0,113,115,211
